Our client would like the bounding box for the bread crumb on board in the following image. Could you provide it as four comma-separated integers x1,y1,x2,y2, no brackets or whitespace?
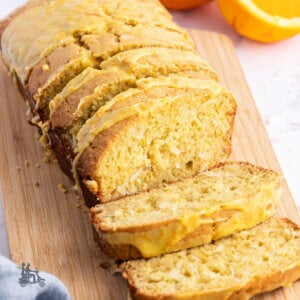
35,182,40,187
42,63,50,71
43,151,56,163
76,194,83,201
99,261,110,269
24,160,30,167
34,131,40,141
113,263,122,274
57,183,68,193
16,166,21,171
43,155,51,163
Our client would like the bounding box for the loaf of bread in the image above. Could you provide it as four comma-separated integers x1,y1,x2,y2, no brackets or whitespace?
91,162,282,259
0,0,235,206
122,218,300,300
2,1,297,299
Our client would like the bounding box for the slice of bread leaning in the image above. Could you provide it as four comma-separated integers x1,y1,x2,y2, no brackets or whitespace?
91,162,282,259
121,217,300,300
76,76,236,205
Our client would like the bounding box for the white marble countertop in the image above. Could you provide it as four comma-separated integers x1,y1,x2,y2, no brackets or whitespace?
0,1,299,258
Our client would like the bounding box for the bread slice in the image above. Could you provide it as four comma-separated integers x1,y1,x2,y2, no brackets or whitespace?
91,162,282,259
27,43,97,120
122,218,300,300
99,47,215,79
76,77,236,205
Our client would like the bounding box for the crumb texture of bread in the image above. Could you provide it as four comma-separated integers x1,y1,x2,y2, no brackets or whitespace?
122,218,300,300
91,162,282,259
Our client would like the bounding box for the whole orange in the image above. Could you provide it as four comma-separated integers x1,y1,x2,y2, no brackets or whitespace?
160,0,212,10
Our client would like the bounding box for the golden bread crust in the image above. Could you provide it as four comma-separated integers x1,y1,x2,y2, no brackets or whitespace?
124,265,300,300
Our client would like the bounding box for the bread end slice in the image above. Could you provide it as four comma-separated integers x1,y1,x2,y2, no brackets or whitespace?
121,218,300,300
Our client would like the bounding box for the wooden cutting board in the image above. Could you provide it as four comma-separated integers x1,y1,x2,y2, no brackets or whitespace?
0,29,300,300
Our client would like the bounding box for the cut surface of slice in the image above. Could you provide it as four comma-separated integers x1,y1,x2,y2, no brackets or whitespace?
122,218,300,300
76,78,236,204
91,162,282,259
76,76,224,153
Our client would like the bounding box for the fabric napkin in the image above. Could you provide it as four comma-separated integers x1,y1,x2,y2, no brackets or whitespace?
0,255,71,300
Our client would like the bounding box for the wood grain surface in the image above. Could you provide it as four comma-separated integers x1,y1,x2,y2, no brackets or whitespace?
0,29,299,299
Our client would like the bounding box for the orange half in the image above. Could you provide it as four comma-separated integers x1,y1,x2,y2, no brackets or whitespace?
217,0,300,42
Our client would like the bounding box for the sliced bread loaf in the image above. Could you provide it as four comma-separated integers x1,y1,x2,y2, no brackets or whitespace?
122,218,300,300
20,29,197,122
91,162,282,259
48,49,216,178
1,0,195,123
